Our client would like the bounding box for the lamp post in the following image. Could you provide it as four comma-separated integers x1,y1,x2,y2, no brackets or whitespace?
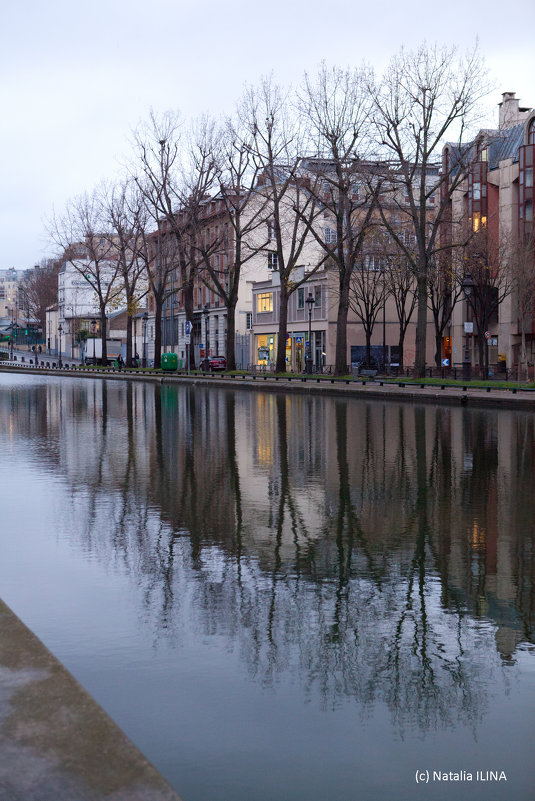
203,304,210,372
305,292,314,374
142,311,148,368
90,319,96,364
58,324,63,368
9,308,14,360
462,274,474,381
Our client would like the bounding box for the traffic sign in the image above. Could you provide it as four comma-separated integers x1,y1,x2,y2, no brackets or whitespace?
442,358,450,366
484,331,491,339
185,320,192,335
185,335,191,344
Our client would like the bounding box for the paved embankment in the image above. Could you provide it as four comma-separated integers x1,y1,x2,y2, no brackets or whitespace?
2,364,535,411
0,599,183,801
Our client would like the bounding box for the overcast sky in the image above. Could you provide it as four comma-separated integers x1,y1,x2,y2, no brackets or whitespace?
2,0,534,270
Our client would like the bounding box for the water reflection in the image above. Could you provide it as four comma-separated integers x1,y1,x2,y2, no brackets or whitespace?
1,376,534,736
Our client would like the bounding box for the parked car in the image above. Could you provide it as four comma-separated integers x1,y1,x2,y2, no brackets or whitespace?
209,356,227,371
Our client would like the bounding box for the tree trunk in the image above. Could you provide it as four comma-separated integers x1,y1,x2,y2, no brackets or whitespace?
414,274,428,378
435,330,442,370
126,314,133,367
365,328,372,367
153,301,162,369
183,283,195,370
226,303,236,371
276,283,289,373
477,335,485,379
335,274,350,376
100,306,107,364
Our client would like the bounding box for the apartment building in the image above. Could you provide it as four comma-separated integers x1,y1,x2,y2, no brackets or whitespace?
446,92,534,375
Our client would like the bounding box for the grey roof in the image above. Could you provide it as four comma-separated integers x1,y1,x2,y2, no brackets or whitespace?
488,124,524,168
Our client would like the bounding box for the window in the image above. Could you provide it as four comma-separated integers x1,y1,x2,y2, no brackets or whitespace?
268,252,278,270
297,288,304,309
324,227,337,244
314,286,322,308
257,293,273,313
529,119,535,145
267,221,276,240
246,312,253,330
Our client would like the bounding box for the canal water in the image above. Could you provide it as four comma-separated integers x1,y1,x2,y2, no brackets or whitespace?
0,373,534,801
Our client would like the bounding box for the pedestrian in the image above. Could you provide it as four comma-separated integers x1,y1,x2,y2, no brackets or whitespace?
117,354,124,371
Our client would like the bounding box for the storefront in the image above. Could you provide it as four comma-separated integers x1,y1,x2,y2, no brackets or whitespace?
255,330,326,371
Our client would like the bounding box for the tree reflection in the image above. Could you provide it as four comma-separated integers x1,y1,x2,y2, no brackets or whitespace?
1,376,534,733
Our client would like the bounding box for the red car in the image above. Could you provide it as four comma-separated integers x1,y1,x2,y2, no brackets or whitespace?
209,356,227,371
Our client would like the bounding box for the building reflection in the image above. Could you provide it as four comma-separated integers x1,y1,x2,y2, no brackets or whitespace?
1,376,534,729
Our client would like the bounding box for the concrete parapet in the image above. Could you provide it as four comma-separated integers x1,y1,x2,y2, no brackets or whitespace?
0,599,183,801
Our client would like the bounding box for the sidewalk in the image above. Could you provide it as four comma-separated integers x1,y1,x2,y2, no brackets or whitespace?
0,599,183,801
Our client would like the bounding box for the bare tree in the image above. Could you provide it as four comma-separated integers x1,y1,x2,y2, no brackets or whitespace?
243,76,324,373
299,63,378,375
198,116,270,370
102,179,148,366
463,225,512,379
18,258,61,333
371,43,490,377
49,189,121,364
385,247,418,370
134,112,220,369
427,255,463,370
348,241,389,369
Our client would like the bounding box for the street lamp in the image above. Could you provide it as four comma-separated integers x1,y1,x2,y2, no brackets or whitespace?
9,308,14,360
305,292,314,374
90,319,96,365
58,324,63,368
461,273,474,381
203,304,210,372
142,311,148,368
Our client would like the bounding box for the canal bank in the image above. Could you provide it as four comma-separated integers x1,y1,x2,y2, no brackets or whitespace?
1,364,535,411
0,599,183,801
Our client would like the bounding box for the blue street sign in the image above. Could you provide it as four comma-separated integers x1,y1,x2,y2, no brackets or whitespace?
185,320,192,335
442,358,450,366
198,343,204,349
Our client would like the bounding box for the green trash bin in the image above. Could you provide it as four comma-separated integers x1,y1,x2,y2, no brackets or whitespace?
161,353,178,371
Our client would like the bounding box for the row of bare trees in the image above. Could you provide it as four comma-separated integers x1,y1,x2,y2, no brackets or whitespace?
39,42,533,375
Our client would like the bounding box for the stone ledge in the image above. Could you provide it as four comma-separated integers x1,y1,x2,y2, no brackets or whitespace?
0,599,184,801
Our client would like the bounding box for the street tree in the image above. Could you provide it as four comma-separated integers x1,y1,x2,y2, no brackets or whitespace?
18,258,61,333
102,179,148,366
196,116,271,370
385,247,418,370
348,241,390,369
49,189,121,364
427,255,463,370
463,225,512,378
243,76,324,373
134,112,220,368
371,42,490,377
299,63,379,375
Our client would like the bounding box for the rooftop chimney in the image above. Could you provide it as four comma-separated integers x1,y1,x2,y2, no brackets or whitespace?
499,92,532,129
